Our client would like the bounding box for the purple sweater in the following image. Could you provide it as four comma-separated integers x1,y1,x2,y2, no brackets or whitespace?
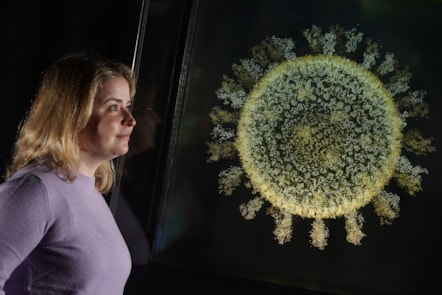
0,164,131,294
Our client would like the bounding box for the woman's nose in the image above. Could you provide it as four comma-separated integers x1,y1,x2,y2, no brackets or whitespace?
123,109,136,126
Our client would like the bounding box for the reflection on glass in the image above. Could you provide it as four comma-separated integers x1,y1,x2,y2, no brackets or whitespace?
114,84,161,265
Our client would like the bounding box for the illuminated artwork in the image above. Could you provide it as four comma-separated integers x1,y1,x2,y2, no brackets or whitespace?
206,25,435,249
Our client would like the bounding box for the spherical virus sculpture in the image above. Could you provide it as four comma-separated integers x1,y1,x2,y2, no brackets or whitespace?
206,25,435,250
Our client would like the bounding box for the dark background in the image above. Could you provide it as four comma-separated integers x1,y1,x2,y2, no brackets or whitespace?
1,1,440,295
0,0,307,294
0,0,141,178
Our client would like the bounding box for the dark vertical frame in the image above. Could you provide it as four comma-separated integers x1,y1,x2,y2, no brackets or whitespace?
109,1,195,293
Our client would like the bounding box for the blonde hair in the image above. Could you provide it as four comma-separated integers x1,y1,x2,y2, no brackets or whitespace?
6,52,136,193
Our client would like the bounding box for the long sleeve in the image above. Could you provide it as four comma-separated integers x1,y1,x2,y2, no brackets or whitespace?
0,175,51,293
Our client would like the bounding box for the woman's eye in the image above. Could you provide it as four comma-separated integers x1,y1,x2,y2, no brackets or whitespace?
109,105,119,112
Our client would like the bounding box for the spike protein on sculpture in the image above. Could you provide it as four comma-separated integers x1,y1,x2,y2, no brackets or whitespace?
206,25,436,250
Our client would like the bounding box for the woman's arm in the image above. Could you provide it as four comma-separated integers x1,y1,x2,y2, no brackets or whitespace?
0,175,50,292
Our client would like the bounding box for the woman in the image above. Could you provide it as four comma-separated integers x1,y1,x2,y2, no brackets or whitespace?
0,52,136,294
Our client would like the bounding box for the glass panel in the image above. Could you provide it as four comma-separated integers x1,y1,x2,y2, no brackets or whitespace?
151,0,441,294
108,2,193,294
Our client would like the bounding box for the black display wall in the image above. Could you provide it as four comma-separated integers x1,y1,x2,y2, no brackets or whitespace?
0,0,141,178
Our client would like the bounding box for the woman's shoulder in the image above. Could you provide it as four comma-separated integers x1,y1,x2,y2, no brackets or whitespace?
0,165,50,211
0,163,71,203
7,163,67,186
1,162,98,208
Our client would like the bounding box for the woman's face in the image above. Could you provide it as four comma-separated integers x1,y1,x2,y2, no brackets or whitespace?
79,76,136,166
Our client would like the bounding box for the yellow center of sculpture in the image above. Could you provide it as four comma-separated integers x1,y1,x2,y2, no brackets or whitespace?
236,55,402,219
